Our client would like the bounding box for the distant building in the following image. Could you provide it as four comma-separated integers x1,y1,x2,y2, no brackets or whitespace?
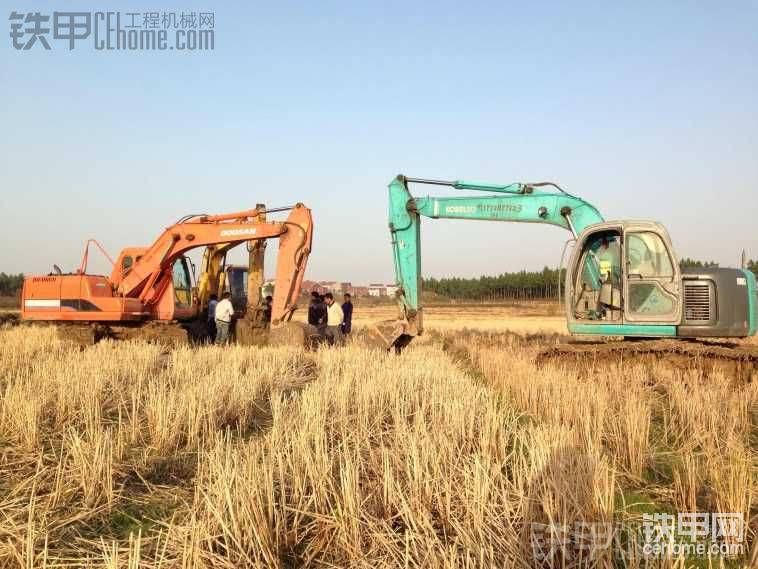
301,280,327,295
320,281,343,293
368,283,386,297
348,286,368,297
301,280,390,297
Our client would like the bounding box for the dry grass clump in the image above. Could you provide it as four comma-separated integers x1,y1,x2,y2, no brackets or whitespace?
452,332,757,567
0,324,755,567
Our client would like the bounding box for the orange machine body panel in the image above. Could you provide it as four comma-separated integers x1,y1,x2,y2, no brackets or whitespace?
110,247,149,286
22,275,145,322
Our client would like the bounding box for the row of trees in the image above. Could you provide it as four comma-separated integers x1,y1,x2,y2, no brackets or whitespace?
423,268,566,301
424,259,758,301
0,273,24,297
2,259,758,301
679,258,719,268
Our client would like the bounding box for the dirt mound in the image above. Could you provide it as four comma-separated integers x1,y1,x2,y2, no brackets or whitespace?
536,339,758,382
235,320,270,346
268,321,317,348
0,313,19,326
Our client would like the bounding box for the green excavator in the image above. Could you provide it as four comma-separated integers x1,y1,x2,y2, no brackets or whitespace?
374,175,757,359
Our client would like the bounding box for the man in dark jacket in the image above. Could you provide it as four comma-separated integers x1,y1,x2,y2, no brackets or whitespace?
308,291,327,332
341,293,353,335
262,295,273,326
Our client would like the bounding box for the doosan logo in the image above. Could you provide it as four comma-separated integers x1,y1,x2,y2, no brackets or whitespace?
220,228,257,237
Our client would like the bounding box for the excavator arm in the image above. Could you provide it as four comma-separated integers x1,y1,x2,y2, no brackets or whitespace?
385,175,604,348
195,203,268,316
270,203,313,324
196,243,238,311
118,204,313,323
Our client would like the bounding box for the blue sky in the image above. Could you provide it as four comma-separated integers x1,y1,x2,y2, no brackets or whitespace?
1,1,756,283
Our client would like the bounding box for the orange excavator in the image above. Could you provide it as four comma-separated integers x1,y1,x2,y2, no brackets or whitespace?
21,204,313,345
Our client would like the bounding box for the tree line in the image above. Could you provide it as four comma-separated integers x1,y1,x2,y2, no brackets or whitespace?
679,258,719,268
423,268,566,301
424,259,758,301
2,259,758,300
0,273,24,297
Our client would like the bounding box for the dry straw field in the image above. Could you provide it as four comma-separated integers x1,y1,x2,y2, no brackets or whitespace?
0,305,755,568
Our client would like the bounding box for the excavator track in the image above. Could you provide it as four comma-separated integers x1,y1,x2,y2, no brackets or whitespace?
54,321,191,347
51,320,311,349
536,338,758,383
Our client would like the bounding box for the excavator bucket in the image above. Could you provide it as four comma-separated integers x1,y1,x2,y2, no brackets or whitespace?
365,320,412,351
365,308,422,352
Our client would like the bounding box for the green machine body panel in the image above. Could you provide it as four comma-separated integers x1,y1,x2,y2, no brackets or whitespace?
742,269,757,336
568,323,677,337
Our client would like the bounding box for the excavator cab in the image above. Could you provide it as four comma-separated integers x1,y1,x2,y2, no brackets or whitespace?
567,221,685,335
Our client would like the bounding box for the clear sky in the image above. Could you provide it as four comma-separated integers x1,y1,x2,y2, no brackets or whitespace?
1,0,756,283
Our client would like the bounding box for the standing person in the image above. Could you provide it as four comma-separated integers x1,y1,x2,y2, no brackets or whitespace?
207,293,218,343
307,291,327,342
308,291,322,327
215,292,234,345
316,295,327,336
324,292,344,346
262,295,273,327
341,293,353,336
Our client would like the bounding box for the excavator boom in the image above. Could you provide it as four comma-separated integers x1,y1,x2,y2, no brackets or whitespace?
387,175,603,343
118,213,285,302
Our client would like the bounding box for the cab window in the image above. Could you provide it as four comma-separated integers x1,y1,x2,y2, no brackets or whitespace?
573,229,622,321
172,258,192,308
578,231,622,290
627,232,674,278
626,232,676,317
227,268,248,299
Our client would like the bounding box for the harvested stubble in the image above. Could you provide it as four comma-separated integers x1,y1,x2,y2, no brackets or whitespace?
0,324,755,568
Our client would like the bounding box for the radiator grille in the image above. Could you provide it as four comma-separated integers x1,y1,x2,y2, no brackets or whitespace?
684,283,712,323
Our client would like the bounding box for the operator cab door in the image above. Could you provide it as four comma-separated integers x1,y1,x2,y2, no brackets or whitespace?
159,256,194,320
622,224,682,325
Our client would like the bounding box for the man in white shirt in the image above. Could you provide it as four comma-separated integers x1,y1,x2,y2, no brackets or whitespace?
324,292,344,346
215,292,234,345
